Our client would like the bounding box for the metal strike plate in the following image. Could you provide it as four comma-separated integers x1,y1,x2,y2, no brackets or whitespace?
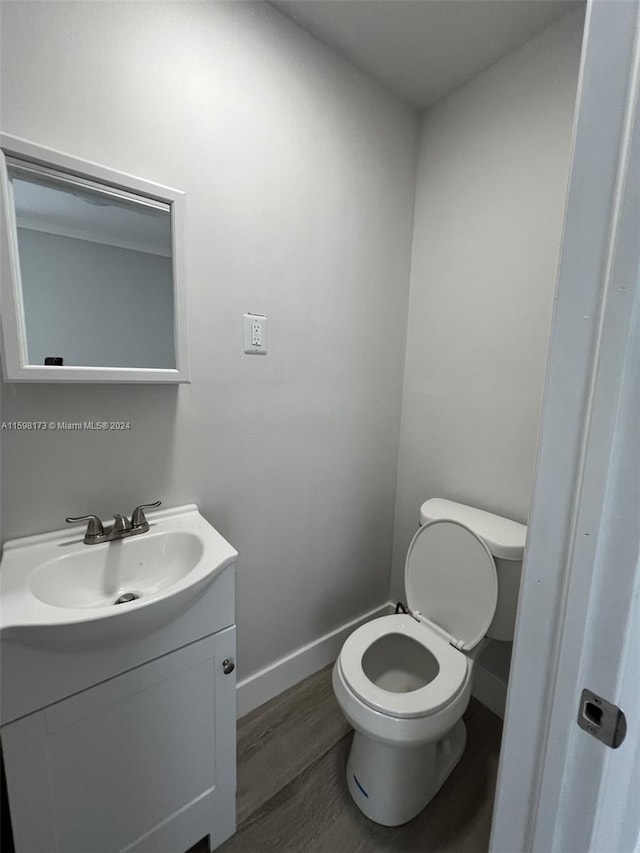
577,689,627,748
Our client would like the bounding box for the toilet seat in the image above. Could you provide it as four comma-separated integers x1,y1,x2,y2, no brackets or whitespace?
338,614,468,719
338,520,497,722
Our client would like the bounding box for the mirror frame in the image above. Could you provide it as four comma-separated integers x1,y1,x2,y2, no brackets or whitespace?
0,133,190,383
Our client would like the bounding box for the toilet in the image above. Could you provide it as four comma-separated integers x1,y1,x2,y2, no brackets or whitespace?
332,498,527,826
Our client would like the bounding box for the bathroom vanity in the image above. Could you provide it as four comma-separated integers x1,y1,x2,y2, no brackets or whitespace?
0,505,237,853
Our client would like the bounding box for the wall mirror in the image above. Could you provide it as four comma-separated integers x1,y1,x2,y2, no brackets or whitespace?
0,134,189,382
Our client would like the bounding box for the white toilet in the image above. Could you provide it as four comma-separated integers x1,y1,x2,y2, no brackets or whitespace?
332,498,527,826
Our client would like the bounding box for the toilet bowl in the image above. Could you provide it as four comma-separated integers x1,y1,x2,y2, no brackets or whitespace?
332,499,527,827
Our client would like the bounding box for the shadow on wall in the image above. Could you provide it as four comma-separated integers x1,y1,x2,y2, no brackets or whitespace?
0,381,180,540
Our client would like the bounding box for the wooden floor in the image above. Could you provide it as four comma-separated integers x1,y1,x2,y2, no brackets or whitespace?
219,665,503,853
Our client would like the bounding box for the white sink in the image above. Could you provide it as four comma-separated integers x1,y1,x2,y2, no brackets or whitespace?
0,504,237,644
28,531,204,609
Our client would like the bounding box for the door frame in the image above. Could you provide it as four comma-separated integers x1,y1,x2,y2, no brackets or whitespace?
490,1,640,850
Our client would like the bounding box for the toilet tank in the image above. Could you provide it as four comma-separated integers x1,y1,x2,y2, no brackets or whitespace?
419,499,527,642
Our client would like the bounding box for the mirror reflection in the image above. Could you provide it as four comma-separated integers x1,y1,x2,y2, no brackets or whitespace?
8,160,176,369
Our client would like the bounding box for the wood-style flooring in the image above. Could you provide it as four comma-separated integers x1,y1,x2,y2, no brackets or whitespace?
219,664,503,853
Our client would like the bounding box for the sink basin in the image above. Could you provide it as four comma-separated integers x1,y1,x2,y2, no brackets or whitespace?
0,504,237,645
29,531,204,609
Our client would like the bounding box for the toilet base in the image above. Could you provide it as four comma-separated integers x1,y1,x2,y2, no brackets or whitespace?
345,719,467,826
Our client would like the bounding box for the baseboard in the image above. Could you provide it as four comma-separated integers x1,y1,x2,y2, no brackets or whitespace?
472,662,508,719
236,601,393,718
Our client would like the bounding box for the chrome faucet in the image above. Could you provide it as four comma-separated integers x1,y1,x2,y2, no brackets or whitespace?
66,501,161,545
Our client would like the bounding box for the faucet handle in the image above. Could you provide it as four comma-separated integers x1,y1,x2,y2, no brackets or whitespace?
65,514,105,543
66,514,104,535
131,501,161,530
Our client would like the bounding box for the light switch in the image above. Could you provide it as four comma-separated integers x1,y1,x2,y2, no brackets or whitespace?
243,313,268,355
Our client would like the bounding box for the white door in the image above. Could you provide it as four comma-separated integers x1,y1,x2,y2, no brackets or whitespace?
491,1,640,851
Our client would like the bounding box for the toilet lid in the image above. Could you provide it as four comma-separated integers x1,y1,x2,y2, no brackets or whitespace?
405,519,498,651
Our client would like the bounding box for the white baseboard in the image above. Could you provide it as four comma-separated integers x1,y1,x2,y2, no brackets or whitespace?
236,601,393,718
472,662,508,719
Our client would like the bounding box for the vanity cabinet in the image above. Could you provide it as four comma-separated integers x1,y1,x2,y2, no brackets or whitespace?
1,564,237,853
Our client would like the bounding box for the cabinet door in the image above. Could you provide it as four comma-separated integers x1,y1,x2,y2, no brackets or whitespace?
2,627,236,853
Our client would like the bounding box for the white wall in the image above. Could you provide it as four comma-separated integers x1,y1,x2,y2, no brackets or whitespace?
18,229,175,368
390,11,584,598
0,1,418,680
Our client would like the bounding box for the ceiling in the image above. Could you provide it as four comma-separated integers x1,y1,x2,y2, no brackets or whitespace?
271,0,583,109
12,175,171,257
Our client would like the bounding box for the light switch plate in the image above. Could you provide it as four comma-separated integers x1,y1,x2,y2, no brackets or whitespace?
243,314,268,355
